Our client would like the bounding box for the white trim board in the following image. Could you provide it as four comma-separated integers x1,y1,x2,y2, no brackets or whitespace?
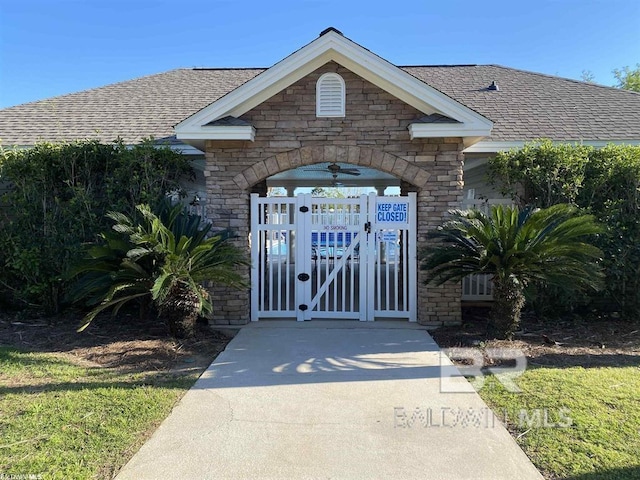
181,126,255,142
464,139,640,153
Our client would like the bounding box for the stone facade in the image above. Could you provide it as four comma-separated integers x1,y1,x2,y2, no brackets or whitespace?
203,62,463,325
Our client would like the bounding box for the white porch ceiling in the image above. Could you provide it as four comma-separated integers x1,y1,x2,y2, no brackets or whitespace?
266,162,400,188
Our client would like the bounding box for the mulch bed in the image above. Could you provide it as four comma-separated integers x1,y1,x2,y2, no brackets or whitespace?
2,308,638,371
0,312,233,373
431,307,640,368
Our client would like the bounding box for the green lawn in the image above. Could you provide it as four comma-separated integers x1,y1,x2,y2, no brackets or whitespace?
0,347,202,479
479,366,640,480
3,343,638,480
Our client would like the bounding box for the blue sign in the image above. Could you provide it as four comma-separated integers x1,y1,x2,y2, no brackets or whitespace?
376,202,408,223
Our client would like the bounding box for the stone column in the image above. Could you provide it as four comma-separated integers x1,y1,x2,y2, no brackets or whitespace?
412,138,463,326
203,141,252,325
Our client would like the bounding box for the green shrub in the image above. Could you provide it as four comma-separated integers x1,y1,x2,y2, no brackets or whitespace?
0,139,193,313
489,141,640,318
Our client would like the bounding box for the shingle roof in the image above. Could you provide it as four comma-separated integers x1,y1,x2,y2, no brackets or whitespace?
0,68,262,146
404,65,640,142
1,64,639,147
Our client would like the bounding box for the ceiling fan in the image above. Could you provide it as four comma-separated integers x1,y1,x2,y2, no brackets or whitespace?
305,162,361,178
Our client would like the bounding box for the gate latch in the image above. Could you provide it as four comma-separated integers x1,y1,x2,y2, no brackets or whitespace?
364,221,372,234
297,273,310,282
298,304,308,311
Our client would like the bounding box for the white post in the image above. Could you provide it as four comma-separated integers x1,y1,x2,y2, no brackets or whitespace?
366,192,377,321
296,194,312,321
287,187,296,264
408,192,417,322
250,194,260,321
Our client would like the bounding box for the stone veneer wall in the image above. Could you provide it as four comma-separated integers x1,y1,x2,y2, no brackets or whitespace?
203,62,463,325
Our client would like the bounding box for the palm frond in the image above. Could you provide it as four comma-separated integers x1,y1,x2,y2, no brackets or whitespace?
77,292,150,332
70,200,249,332
421,203,603,292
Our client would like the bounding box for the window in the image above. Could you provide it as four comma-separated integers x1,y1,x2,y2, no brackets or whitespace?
316,73,345,117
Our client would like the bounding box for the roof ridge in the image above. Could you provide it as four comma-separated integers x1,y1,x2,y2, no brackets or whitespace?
400,64,479,68
0,68,189,111
191,67,267,71
188,65,481,70
486,64,640,95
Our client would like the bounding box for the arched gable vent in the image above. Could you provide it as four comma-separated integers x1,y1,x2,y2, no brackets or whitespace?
316,73,346,117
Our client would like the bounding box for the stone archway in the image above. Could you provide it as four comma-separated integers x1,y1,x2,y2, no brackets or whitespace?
232,146,431,191
203,140,464,327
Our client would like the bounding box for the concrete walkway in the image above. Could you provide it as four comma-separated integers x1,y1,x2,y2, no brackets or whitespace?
117,321,543,480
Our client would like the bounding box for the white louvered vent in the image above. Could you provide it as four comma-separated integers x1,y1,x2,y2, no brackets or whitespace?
316,73,345,117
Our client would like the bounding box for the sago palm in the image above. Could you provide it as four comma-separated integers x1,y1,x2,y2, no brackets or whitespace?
71,203,248,337
421,204,604,338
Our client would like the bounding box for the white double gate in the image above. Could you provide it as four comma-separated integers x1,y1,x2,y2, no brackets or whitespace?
250,193,417,321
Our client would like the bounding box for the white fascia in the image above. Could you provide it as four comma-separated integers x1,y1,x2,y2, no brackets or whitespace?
174,31,492,140
464,139,640,154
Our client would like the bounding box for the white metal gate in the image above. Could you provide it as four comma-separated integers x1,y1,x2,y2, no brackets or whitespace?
250,192,416,322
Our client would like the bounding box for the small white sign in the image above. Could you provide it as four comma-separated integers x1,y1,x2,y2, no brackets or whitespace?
322,225,347,231
382,232,398,243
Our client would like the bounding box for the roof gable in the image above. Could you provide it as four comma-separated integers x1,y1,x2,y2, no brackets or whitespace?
175,29,493,146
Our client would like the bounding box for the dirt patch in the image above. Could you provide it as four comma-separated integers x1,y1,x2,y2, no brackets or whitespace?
0,312,234,373
431,307,640,368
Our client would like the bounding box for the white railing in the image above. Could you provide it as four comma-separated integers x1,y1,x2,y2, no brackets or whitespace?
459,198,512,301
460,197,513,215
462,274,493,301
186,203,209,221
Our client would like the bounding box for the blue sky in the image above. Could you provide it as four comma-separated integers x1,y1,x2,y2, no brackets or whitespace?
1,0,638,108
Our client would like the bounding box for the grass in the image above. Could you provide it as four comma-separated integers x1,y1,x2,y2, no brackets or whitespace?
0,346,202,479
479,366,640,480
